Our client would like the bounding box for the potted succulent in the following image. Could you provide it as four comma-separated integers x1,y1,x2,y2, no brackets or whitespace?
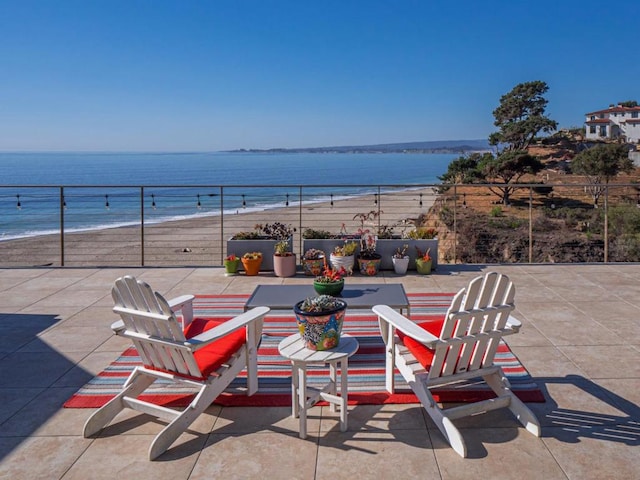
223,253,241,276
274,240,297,277
228,222,294,271
357,231,382,276
313,264,346,296
352,211,382,276
293,295,347,351
329,240,358,275
241,251,263,276
391,244,409,275
302,248,326,276
415,246,432,275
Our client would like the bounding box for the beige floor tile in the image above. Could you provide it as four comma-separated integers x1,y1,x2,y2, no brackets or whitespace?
62,433,203,478
213,405,321,437
316,429,438,479
558,345,640,379
191,431,318,479
0,436,92,479
432,428,566,478
0,387,45,425
543,426,640,479
508,346,588,377
320,403,427,432
19,325,113,353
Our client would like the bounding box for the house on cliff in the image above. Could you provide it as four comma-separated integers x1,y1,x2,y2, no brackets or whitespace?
585,104,640,143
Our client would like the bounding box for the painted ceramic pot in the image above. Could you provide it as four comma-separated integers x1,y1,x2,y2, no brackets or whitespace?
293,299,347,351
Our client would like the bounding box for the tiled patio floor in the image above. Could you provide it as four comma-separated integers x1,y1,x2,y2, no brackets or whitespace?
0,264,638,479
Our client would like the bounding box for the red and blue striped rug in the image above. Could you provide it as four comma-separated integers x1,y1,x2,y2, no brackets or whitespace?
64,293,544,408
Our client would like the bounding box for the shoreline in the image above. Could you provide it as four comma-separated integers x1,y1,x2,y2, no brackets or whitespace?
0,187,438,267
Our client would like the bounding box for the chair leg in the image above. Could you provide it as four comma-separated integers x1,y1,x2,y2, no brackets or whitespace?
483,370,541,437
148,377,227,460
83,369,155,437
409,380,468,458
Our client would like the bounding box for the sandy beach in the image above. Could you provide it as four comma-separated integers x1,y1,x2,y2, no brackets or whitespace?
0,187,438,267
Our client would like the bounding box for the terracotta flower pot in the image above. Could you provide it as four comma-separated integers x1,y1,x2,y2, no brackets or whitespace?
241,256,262,276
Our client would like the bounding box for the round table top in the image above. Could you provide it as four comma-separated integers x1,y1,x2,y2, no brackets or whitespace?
278,333,359,363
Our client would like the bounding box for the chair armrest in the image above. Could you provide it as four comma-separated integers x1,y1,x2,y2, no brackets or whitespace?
188,306,270,349
373,305,440,349
505,315,522,334
168,294,195,328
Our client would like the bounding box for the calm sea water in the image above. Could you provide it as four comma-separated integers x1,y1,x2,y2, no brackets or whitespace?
0,152,455,240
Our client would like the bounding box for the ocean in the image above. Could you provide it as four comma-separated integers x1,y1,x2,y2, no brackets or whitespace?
0,152,456,240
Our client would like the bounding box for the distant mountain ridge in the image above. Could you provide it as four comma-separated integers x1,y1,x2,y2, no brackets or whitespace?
231,139,491,154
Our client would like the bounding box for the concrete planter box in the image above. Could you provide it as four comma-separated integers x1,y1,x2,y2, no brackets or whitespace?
227,237,293,271
303,238,438,271
376,239,438,270
302,239,360,259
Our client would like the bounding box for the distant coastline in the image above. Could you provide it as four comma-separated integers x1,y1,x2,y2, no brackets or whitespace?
227,139,491,154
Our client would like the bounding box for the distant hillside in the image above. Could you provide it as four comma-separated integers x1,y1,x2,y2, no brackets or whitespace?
230,139,491,154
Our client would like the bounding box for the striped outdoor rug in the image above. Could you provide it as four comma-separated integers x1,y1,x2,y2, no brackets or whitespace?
64,292,544,408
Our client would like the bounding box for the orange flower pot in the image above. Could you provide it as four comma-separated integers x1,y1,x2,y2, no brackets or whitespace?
241,257,262,276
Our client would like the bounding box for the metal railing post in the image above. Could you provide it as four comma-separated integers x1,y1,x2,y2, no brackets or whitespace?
140,187,145,266
604,185,609,263
529,186,533,263
299,186,303,255
453,184,457,264
220,186,224,264
60,186,65,266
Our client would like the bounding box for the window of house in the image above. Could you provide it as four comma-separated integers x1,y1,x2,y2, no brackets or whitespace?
590,125,596,134
633,112,639,118
600,125,607,136
591,115,596,120
599,114,605,118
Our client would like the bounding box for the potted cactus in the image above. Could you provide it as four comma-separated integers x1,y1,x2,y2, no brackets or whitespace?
391,244,409,275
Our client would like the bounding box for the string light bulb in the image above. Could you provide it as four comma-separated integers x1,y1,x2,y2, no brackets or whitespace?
330,194,334,207
197,194,202,209
151,194,156,209
285,193,289,207
105,195,110,210
16,194,21,210
419,193,423,207
242,194,246,208
374,193,378,205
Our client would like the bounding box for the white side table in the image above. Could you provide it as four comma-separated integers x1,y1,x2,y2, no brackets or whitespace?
278,333,359,439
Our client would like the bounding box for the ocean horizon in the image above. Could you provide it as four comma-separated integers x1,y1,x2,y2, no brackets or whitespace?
0,152,455,240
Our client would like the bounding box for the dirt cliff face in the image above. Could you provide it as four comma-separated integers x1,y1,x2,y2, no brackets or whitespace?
422,133,640,264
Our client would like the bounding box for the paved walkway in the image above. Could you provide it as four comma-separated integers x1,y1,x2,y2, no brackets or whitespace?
0,264,638,479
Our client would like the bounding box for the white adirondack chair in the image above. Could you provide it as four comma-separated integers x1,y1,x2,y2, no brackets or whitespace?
373,272,540,457
83,275,269,460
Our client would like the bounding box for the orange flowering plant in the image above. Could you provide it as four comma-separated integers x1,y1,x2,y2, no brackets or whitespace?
315,264,346,284
415,246,431,262
225,254,239,262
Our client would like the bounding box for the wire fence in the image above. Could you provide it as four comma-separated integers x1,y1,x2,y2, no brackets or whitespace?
1,182,639,267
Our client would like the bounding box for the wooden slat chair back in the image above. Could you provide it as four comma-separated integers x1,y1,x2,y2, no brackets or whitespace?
429,272,515,380
373,272,540,458
83,275,270,460
110,276,200,378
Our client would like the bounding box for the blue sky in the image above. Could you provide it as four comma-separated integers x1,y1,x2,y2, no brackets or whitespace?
1,0,638,152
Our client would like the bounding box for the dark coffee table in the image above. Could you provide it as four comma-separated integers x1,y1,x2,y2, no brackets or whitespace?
244,283,410,316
